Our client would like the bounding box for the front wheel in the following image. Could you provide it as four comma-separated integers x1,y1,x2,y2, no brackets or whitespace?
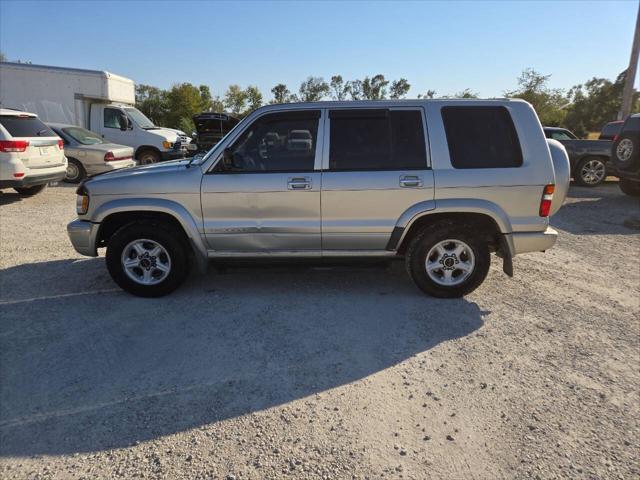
574,157,607,187
619,178,640,197
14,184,47,196
136,149,160,165
405,222,491,298
106,221,190,297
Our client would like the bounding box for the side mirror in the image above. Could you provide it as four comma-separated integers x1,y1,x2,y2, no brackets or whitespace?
118,113,129,131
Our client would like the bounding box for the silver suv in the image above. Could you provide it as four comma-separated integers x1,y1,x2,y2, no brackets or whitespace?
67,100,570,298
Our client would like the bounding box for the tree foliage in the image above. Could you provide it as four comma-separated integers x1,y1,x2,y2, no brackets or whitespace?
564,70,640,137
390,78,411,99
298,76,330,102
504,68,568,126
270,84,292,104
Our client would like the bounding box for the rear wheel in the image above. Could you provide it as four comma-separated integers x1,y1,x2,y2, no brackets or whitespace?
13,184,46,196
574,157,606,187
136,149,160,165
64,158,86,184
619,178,640,197
106,220,190,297
405,222,491,298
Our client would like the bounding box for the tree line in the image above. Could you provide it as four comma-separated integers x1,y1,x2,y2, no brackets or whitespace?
134,69,638,138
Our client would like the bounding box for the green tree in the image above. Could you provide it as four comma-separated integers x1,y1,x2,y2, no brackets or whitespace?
224,84,248,115
505,68,568,127
163,82,214,132
298,76,329,102
135,84,167,125
349,79,364,100
245,85,263,113
361,74,389,100
271,84,292,104
417,90,437,99
564,70,640,137
389,78,411,99
330,75,350,100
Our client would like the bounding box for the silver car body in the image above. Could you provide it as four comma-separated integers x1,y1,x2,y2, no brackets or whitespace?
48,123,135,176
67,99,570,273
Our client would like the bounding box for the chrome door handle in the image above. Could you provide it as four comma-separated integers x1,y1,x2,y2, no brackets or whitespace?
288,177,312,190
399,175,422,187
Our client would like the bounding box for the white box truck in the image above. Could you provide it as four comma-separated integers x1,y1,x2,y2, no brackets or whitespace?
0,62,190,164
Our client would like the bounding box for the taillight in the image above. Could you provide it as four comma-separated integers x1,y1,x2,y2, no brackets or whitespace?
612,134,619,142
0,140,29,152
539,184,555,217
104,151,115,162
57,139,64,150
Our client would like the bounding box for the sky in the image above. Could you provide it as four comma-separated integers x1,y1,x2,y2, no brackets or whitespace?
0,0,637,100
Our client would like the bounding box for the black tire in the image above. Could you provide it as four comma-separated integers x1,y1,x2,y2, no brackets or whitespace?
64,158,86,184
106,220,190,297
611,135,639,171
405,222,491,298
13,184,46,196
136,149,160,165
573,157,607,187
619,178,640,197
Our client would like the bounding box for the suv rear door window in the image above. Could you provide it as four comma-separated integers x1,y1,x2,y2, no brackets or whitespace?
441,106,523,169
0,116,54,137
329,109,427,170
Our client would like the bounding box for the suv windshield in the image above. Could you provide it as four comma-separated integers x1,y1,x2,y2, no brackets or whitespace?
0,115,54,137
124,108,156,129
62,126,105,145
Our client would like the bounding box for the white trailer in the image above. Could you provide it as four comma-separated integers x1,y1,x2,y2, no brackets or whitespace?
0,62,189,163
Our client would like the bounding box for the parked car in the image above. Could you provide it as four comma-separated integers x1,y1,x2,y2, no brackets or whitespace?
191,112,240,153
68,99,569,298
610,114,640,197
48,123,135,183
599,120,624,140
543,127,613,187
0,62,190,164
0,109,67,196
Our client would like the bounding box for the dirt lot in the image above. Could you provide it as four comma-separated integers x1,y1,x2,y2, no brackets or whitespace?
0,182,638,480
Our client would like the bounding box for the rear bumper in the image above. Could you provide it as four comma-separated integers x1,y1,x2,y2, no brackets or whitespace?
0,170,67,189
86,159,137,175
507,227,558,255
67,219,99,257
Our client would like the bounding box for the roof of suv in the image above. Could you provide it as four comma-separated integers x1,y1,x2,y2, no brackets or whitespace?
0,108,37,117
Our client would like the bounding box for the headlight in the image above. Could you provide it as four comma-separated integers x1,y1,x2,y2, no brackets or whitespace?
76,185,89,215
162,141,174,149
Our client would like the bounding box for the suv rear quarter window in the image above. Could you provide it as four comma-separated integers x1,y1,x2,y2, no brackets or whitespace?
0,115,54,138
441,106,523,169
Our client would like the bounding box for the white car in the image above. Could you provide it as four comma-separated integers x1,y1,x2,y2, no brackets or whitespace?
0,109,67,196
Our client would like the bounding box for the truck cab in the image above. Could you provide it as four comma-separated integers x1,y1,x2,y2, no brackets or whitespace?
89,103,189,164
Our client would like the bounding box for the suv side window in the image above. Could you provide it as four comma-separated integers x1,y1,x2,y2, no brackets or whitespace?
223,110,320,172
104,108,123,129
329,109,427,170
441,106,523,169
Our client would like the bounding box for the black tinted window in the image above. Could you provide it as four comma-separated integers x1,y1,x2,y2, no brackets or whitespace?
329,109,427,170
226,111,319,172
441,106,523,169
600,122,622,138
0,116,54,137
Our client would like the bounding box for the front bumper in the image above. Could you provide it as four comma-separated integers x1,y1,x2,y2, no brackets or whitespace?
67,219,99,257
0,170,67,189
508,227,558,255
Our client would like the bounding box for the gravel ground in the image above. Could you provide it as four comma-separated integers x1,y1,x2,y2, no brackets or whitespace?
0,181,638,480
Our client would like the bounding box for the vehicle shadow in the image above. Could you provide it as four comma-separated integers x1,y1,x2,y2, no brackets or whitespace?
0,258,487,457
0,190,23,206
552,182,640,235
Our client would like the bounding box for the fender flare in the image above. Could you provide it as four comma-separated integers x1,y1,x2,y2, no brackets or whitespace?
388,198,513,251
93,198,208,272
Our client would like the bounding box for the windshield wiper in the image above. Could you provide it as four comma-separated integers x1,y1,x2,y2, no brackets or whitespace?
37,128,50,136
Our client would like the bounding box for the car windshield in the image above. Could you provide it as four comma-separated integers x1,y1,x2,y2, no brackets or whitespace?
124,107,156,129
62,126,105,145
